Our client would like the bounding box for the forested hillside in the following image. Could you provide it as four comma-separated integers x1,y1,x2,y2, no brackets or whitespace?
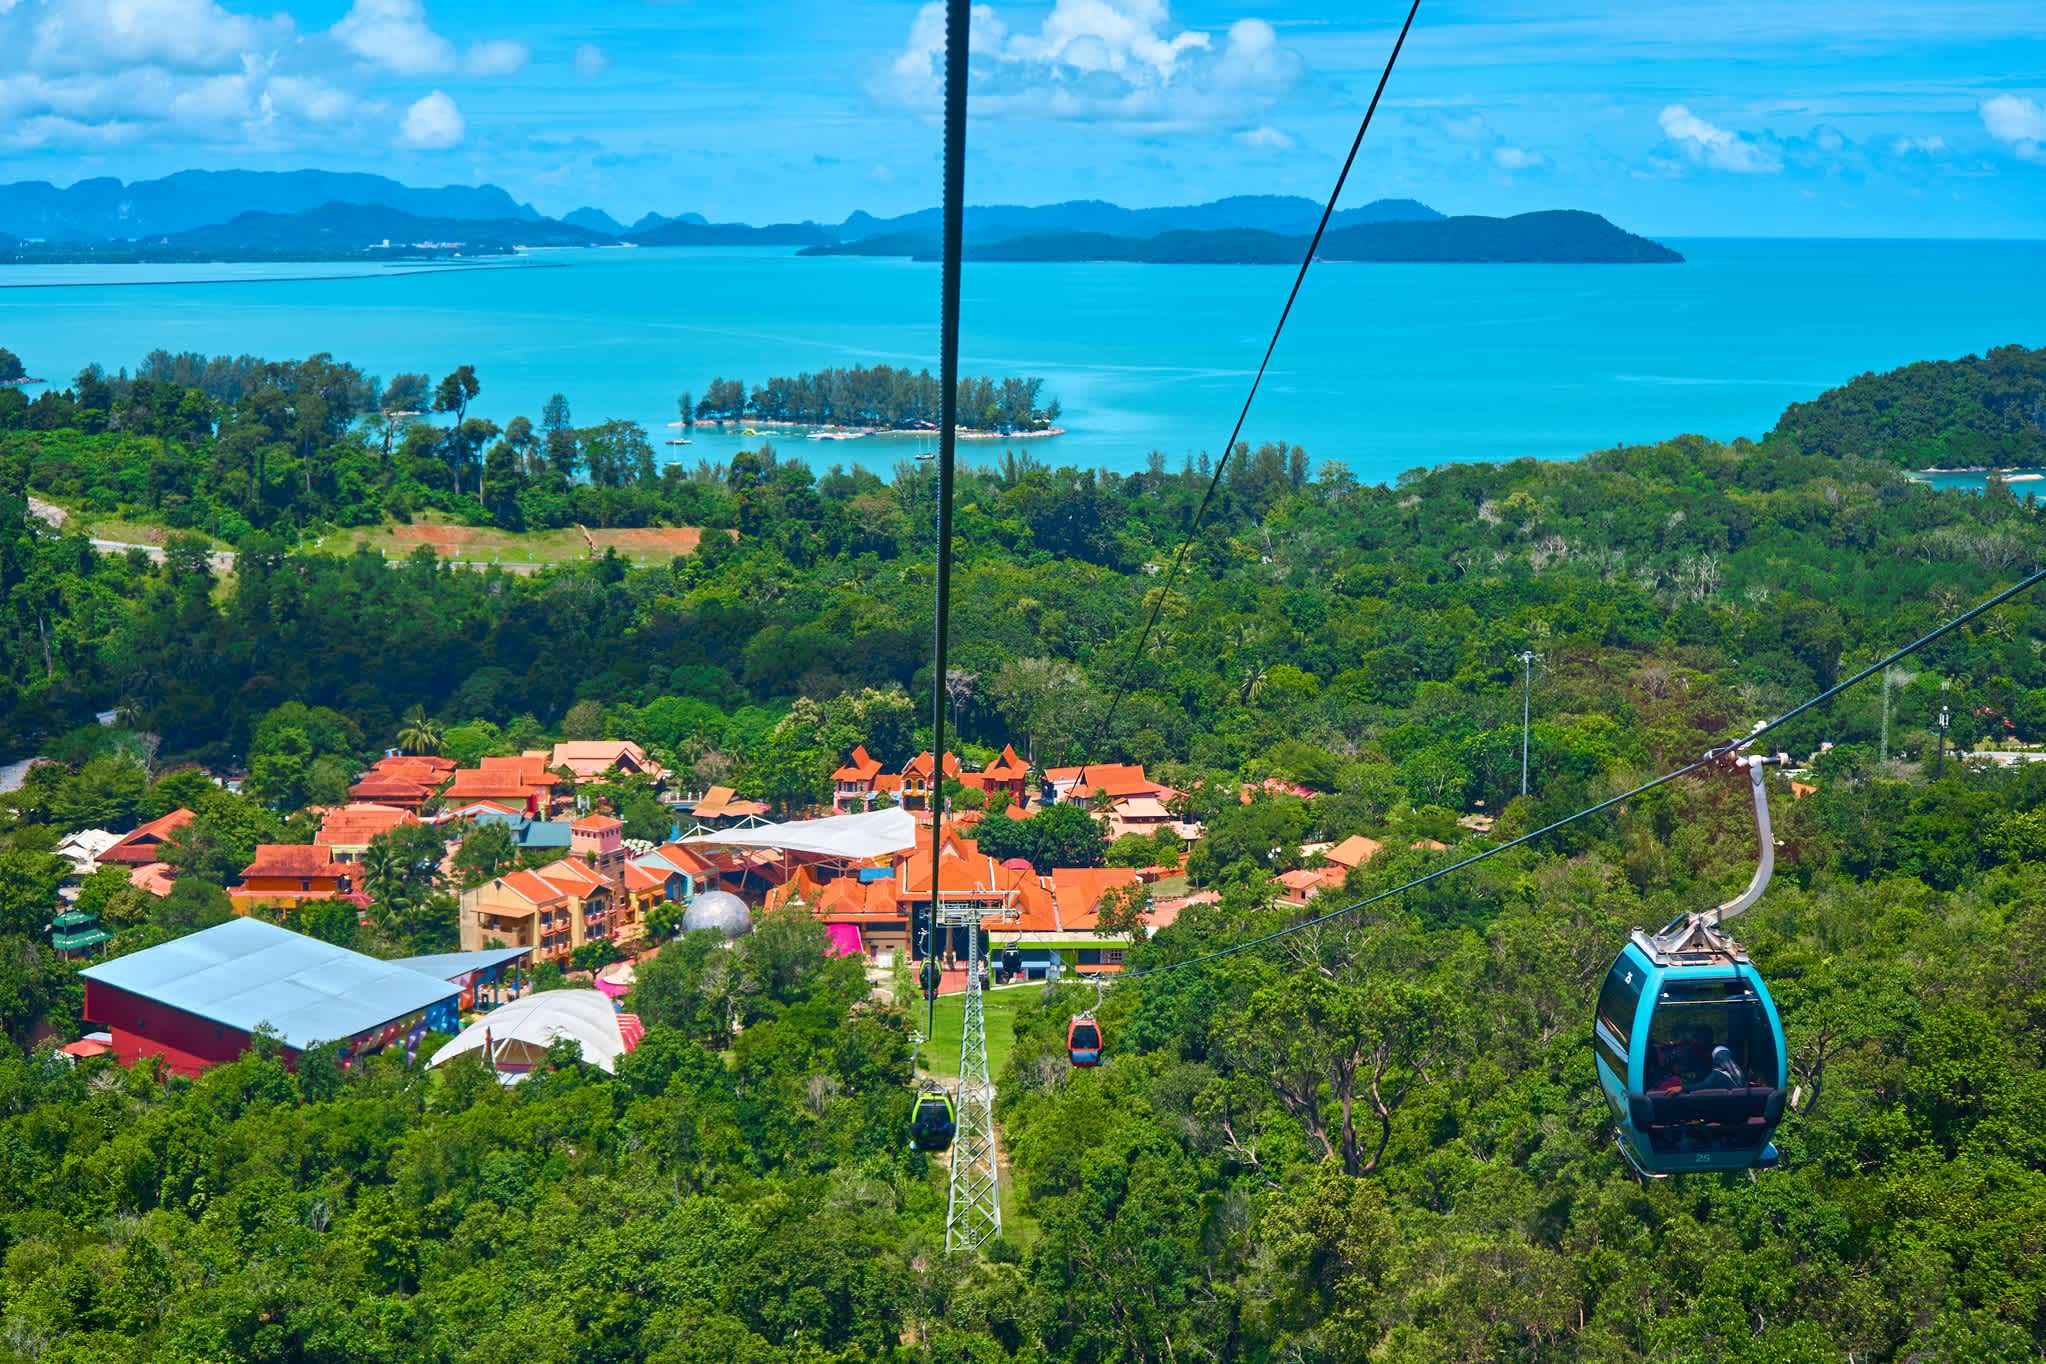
1774,342,2046,468
1,346,2044,1359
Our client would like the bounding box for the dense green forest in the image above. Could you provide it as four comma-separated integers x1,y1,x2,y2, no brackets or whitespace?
1,345,2045,1359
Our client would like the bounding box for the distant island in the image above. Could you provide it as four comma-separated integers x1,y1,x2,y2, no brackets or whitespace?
0,169,1676,266
684,364,1062,439
801,210,1683,265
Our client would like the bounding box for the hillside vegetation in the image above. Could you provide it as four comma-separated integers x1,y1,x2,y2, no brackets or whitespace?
1,345,2044,1360
1774,342,2046,468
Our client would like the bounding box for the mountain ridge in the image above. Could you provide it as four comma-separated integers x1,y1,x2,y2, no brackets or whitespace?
802,210,1684,265
0,170,1678,265
0,170,541,241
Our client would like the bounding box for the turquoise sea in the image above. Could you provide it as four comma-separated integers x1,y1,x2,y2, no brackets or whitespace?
3,238,2044,481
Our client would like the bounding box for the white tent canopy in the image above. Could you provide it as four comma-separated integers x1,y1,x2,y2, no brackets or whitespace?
682,805,919,861
428,990,629,1075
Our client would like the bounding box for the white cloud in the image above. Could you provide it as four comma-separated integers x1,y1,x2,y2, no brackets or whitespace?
330,0,456,76
465,38,529,77
398,89,463,148
30,0,292,74
1492,145,1544,170
1657,104,1782,173
880,0,1301,130
1981,94,2044,162
1235,124,1294,151
1441,113,1489,142
573,43,610,79
266,75,354,124
1890,134,1946,156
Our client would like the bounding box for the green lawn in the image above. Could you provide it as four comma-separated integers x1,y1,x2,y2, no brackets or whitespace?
914,984,1031,1082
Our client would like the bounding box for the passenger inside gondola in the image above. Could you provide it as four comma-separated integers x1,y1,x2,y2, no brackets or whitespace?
1647,1024,1716,1093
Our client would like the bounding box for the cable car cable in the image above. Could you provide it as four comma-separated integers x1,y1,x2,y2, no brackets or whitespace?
1091,0,1423,748
923,0,969,992
1122,560,2046,982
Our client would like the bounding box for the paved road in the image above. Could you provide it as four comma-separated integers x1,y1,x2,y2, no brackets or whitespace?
27,496,240,573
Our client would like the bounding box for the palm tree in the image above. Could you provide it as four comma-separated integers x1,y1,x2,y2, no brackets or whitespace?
396,705,443,756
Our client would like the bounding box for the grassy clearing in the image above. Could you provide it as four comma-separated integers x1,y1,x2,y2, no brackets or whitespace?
308,515,713,567
85,516,233,549
915,984,1030,1082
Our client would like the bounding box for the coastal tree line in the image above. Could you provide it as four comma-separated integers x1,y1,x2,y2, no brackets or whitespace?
693,363,1059,431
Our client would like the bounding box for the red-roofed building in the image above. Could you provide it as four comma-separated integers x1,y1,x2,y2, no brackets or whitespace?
830,745,887,811
898,751,964,811
1044,763,1166,806
128,862,178,898
551,741,666,783
1324,835,1383,871
1275,865,1346,907
346,776,438,809
445,755,556,815
101,809,195,866
460,858,613,964
230,844,366,915
974,745,1032,805
316,803,420,861
570,814,626,866
370,754,456,782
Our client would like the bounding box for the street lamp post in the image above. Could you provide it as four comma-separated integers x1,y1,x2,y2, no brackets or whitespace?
1936,678,1952,777
1517,649,1541,797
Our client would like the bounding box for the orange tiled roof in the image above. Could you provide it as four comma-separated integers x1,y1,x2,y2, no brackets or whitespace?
102,808,195,865
446,766,549,800
535,858,609,895
481,754,556,783
1324,834,1383,869
695,786,768,818
832,744,885,783
1049,866,1144,930
128,862,178,897
552,741,665,780
316,803,418,848
348,776,436,802
570,814,625,834
623,863,667,892
981,744,1030,781
240,844,355,880
374,753,456,773
901,751,964,781
495,869,570,906
372,754,455,778
647,842,720,876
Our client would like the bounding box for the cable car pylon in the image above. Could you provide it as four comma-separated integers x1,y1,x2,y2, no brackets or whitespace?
942,901,1005,1251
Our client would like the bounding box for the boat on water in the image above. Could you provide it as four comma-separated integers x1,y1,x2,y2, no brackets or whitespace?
665,438,692,446
742,428,762,437
808,429,866,441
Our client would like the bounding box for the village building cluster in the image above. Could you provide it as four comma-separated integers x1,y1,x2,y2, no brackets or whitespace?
43,728,1555,1077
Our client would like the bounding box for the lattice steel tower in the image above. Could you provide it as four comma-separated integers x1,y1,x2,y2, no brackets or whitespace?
941,901,1004,1251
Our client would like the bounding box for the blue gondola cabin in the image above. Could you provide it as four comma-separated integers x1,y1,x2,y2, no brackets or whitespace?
1594,932,1789,1176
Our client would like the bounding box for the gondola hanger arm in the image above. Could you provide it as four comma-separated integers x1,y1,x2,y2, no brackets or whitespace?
1709,751,1790,929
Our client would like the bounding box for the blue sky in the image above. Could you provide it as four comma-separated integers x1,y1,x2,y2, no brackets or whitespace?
1,0,2041,236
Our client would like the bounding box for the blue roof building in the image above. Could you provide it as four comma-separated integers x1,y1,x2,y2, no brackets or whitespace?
79,918,461,1076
